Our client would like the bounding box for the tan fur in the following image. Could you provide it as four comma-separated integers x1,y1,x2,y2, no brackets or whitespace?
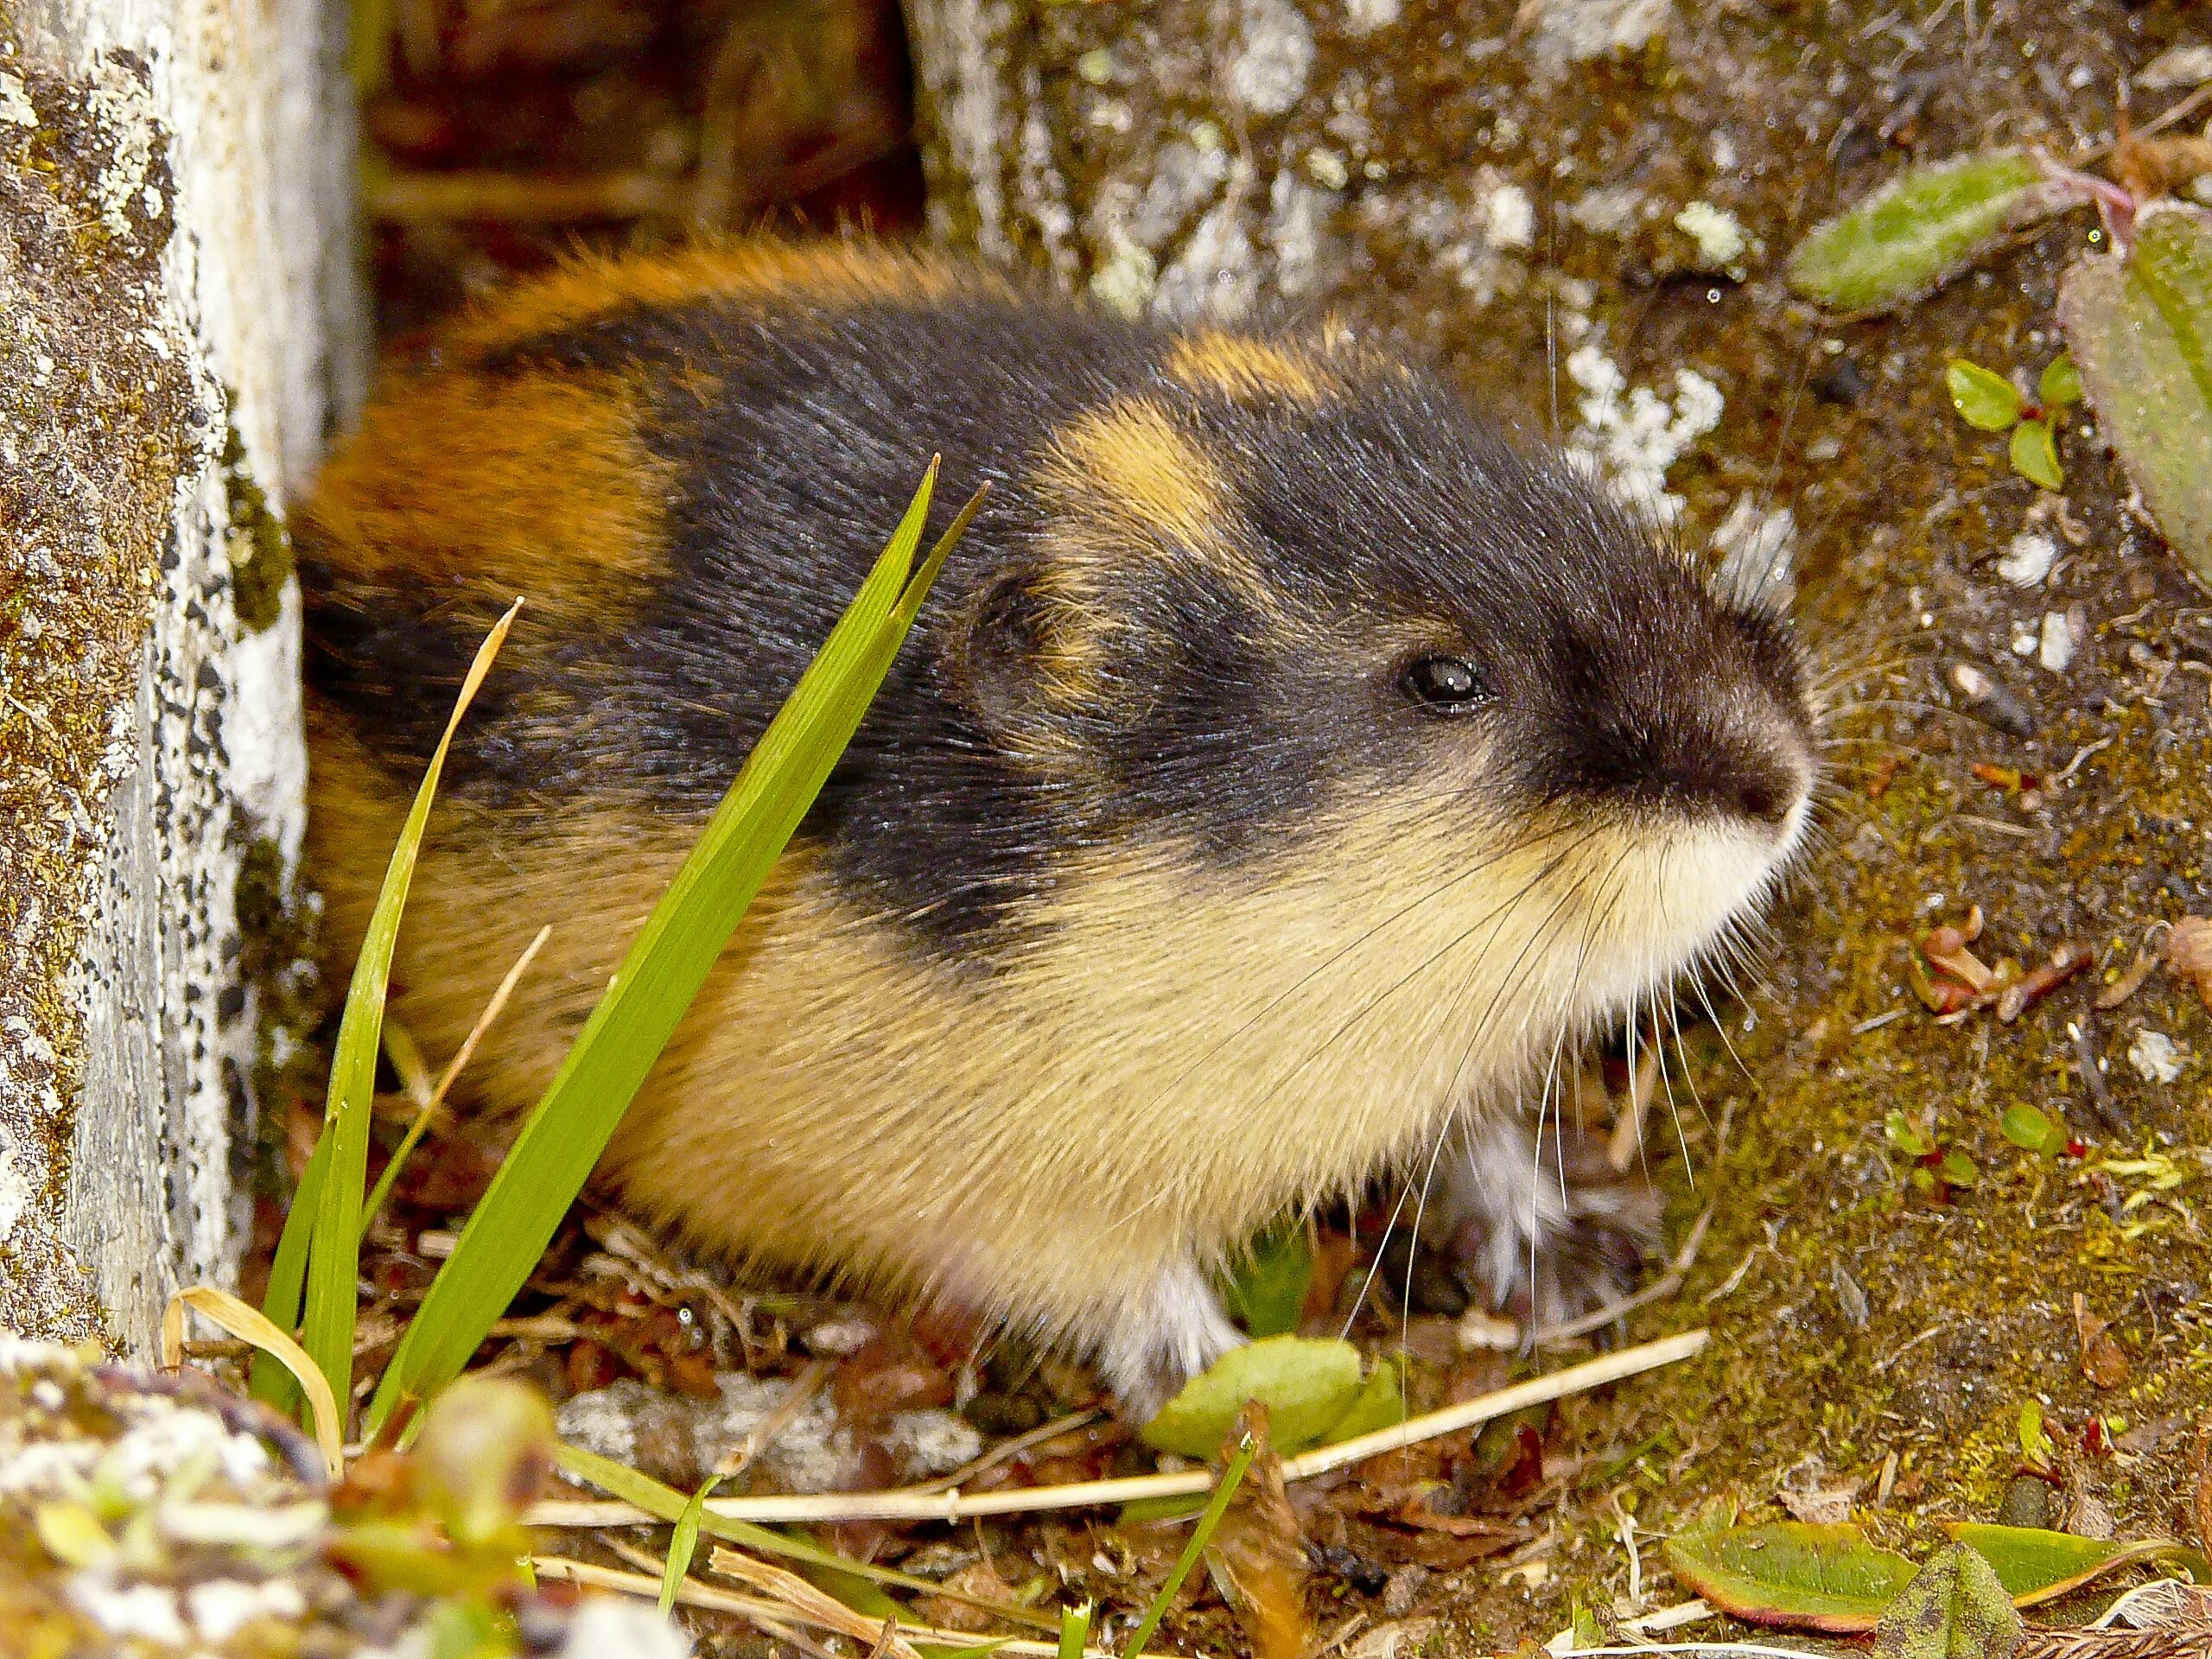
312,696,1793,1351
1162,333,1336,404
302,367,674,630
1031,397,1287,631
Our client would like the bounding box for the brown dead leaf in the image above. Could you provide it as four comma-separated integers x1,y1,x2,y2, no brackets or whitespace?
1777,1484,1861,1526
2096,947,2158,1011
2075,1294,2132,1389
2113,134,2212,204
914,1558,1015,1635
2165,918,2212,1010
1207,1403,1311,1659
1344,1619,1440,1659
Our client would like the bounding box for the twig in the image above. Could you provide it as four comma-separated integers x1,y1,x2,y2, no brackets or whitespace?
364,924,550,1239
528,1331,1707,1529
1536,1203,1719,1345
910,1408,1104,1495
366,168,691,222
534,1556,1120,1657
717,1357,831,1478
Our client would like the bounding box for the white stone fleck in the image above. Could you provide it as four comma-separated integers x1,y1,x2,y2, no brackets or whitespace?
2012,622,2039,658
2038,608,2084,673
1482,181,1535,250
2129,1029,2183,1084
1343,0,1402,33
1227,0,1316,115
1529,0,1672,72
885,1408,984,1478
71,1579,190,1644
2139,42,2212,91
188,1578,307,1642
1155,183,1262,321
1567,184,1644,234
1674,199,1748,266
556,1596,693,1659
0,1130,29,1238
0,71,35,127
1997,531,2056,587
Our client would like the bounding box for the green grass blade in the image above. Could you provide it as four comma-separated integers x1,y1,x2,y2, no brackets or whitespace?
551,1443,1054,1628
1056,1601,1093,1659
297,603,521,1430
1121,1435,1255,1659
661,1477,715,1615
250,1134,331,1408
365,464,954,1432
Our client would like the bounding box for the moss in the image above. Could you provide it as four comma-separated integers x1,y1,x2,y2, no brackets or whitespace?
219,419,294,632
0,41,204,1342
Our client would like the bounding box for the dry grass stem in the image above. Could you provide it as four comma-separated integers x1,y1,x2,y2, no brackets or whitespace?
1536,1204,1719,1346
528,1331,1707,1529
534,1556,1119,1657
717,1357,830,1479
708,1547,922,1659
910,1408,1104,1495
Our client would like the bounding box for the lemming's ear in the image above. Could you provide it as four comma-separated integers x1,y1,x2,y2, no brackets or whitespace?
943,559,1145,746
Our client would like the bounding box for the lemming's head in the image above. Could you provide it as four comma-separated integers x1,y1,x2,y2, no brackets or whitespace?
893,323,1814,1032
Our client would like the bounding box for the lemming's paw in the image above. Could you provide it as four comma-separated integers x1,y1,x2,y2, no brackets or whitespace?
1095,1257,1244,1423
1429,1112,1662,1331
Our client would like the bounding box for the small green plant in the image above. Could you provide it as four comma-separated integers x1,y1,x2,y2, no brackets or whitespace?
1884,1109,1976,1198
252,462,980,1446
1944,356,2082,490
1785,99,2212,582
1997,1102,2066,1154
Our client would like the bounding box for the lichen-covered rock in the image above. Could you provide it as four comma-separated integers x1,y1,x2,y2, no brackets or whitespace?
2,0,361,1353
0,45,210,1346
1,1339,691,1656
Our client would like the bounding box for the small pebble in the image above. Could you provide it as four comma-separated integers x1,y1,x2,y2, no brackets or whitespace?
2128,1029,2183,1084
1948,661,2037,738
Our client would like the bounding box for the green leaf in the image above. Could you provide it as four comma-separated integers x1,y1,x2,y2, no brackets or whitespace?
1999,1104,2056,1153
1663,1522,1919,1632
2060,205,2212,583
2010,418,2063,490
366,469,979,1432
1872,1543,2023,1659
2039,353,2082,408
1948,359,2024,431
2018,1401,2055,1467
1885,1111,1934,1159
1221,1223,1313,1338
1787,150,2067,313
1945,1523,2211,1606
1319,1354,1408,1444
662,1477,715,1615
1123,1435,1255,1659
1139,1336,1365,1458
1939,1148,1977,1187
295,601,519,1427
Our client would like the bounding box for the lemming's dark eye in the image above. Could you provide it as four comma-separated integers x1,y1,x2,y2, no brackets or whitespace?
1402,655,1489,712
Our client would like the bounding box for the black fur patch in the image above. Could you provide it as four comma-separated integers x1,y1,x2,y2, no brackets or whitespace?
305,275,1812,962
